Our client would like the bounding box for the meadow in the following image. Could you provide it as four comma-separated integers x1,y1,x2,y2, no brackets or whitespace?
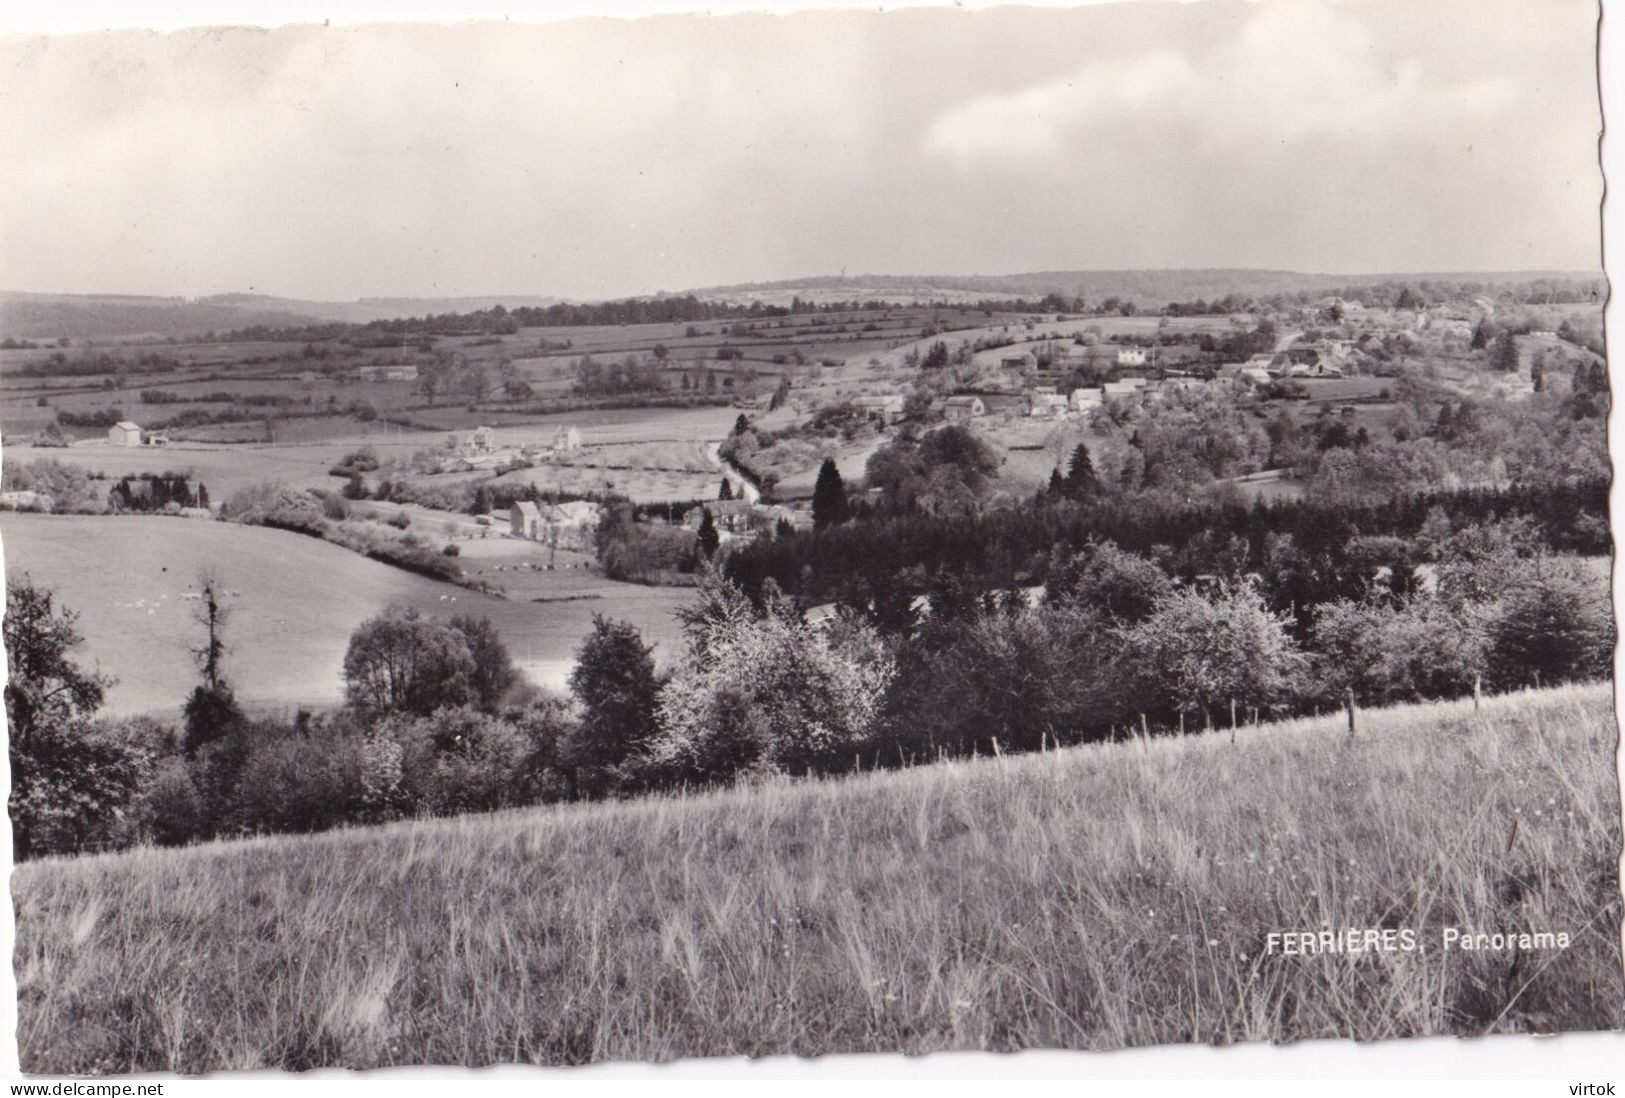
0,514,690,714
13,682,1620,1072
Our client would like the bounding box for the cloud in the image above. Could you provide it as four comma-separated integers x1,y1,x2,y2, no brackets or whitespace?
925,2,1519,162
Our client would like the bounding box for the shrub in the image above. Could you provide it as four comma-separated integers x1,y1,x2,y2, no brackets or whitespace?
652,577,894,780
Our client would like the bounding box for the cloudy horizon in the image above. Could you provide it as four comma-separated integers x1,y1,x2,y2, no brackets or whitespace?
0,0,1602,302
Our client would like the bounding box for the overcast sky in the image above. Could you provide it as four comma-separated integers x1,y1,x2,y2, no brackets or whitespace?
0,0,1602,301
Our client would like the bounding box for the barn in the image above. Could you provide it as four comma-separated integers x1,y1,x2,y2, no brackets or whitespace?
511,501,542,539
108,421,142,447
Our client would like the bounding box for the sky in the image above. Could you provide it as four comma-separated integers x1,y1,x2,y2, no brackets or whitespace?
0,0,1603,301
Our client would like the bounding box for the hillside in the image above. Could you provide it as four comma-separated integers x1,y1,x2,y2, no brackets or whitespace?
0,514,689,714
14,682,1620,1072
0,292,564,340
695,269,1603,308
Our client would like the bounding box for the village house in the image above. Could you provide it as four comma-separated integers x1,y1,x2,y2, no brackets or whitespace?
999,350,1038,371
510,500,543,539
1027,387,1068,417
1237,365,1274,385
355,364,420,382
550,426,582,452
684,498,762,537
852,393,906,424
1531,328,1559,339
1069,386,1104,412
107,421,142,447
464,425,497,454
1116,347,1148,366
942,395,986,422
1102,380,1143,400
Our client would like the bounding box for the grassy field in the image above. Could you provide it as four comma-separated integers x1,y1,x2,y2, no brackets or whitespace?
13,683,1620,1072
0,514,690,715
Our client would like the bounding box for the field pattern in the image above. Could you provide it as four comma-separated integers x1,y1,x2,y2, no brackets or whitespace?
13,684,1620,1071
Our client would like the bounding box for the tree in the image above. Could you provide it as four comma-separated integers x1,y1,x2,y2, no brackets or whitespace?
564,617,661,796
449,615,520,713
697,509,721,559
1531,353,1547,393
812,458,849,529
651,576,894,780
1121,583,1307,728
5,578,146,859
719,478,734,501
342,607,478,717
1488,332,1520,373
1487,560,1612,689
1064,442,1099,499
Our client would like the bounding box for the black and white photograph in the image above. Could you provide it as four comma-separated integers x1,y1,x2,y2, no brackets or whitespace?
0,0,1619,1078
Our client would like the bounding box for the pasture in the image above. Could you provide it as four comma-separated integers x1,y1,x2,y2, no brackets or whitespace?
0,514,691,715
12,683,1620,1071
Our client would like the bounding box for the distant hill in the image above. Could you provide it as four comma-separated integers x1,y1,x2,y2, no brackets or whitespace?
0,292,562,340
693,269,1603,308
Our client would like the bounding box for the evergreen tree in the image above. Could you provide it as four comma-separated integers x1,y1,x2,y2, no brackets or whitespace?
1531,354,1546,393
697,509,720,558
1488,332,1519,373
733,414,752,436
1064,443,1099,498
1046,467,1066,498
719,478,734,500
811,458,849,529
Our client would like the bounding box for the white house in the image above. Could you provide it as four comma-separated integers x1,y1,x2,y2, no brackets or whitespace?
108,421,142,447
1028,389,1068,417
511,501,542,538
1069,387,1104,412
1116,348,1148,367
853,393,906,424
942,395,986,422
466,425,497,454
550,426,582,452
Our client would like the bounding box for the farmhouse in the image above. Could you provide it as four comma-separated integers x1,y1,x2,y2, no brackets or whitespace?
510,501,543,539
355,364,420,382
684,498,762,536
852,393,906,424
107,421,142,447
1069,387,1104,412
464,425,498,455
550,426,582,452
1027,388,1068,417
1102,380,1143,400
1237,366,1273,385
1116,348,1148,366
999,351,1037,371
942,395,986,422
1531,328,1558,339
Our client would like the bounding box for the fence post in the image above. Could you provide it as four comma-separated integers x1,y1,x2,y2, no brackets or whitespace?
1345,688,1357,736
1473,673,1482,713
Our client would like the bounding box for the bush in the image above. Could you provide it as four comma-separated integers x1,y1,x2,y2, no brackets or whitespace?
1487,561,1612,690
651,577,894,780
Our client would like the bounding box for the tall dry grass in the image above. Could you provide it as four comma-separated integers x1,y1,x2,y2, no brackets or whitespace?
13,683,1623,1072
